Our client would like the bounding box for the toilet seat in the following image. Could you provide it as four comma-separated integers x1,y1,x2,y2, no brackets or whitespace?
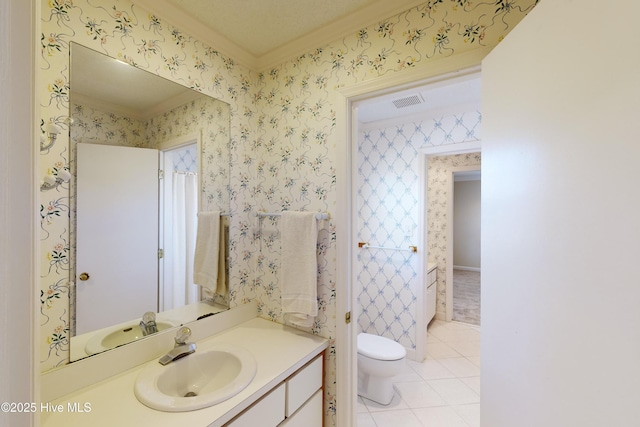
357,333,406,361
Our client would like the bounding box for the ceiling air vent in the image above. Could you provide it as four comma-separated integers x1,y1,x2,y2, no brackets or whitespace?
392,93,424,109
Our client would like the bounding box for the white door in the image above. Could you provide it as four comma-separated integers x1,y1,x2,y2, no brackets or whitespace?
482,1,640,426
76,143,159,335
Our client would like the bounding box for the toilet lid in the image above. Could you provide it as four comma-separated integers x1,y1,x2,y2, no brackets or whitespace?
357,333,406,361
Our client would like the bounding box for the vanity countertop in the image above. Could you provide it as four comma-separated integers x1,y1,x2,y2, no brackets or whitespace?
41,317,328,427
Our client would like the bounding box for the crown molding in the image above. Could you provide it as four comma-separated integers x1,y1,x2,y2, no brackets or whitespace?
130,0,259,70
255,0,427,71
131,0,426,72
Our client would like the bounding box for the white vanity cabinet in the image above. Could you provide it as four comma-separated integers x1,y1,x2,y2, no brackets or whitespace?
226,354,323,427
41,313,329,427
426,264,437,323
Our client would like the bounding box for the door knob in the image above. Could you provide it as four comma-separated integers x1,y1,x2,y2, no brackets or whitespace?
79,272,90,281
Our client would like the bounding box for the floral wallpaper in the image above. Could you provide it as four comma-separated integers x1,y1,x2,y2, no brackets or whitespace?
71,103,147,147
357,111,481,354
73,95,231,210
145,96,231,212
39,0,536,424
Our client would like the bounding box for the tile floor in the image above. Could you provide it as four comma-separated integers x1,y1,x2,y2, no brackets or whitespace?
357,320,481,427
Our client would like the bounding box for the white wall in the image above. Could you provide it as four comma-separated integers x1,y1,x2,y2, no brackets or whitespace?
453,179,480,269
482,0,640,426
1,0,37,426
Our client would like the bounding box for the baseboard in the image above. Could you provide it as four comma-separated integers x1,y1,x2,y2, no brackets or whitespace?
453,265,481,272
406,347,420,362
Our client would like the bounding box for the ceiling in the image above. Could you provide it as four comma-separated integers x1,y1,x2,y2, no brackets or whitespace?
357,74,481,124
167,0,376,57
131,0,427,70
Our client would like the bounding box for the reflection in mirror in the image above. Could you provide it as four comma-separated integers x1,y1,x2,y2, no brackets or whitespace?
68,43,231,362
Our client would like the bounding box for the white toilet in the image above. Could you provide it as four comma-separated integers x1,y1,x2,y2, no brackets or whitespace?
357,332,407,405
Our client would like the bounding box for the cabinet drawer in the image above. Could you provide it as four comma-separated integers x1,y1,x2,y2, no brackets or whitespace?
280,389,322,427
426,282,437,322
226,382,285,427
285,354,323,417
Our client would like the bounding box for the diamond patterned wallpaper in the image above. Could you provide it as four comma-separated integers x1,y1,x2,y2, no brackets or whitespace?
357,110,480,353
171,145,198,173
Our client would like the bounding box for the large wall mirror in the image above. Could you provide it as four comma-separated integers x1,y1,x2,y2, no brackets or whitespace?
67,43,231,362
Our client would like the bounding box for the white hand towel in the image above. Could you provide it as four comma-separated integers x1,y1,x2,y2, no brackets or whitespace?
281,211,318,328
193,211,221,292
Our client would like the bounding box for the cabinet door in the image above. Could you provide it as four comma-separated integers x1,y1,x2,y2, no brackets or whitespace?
286,355,323,416
280,390,322,427
226,383,285,427
426,282,436,322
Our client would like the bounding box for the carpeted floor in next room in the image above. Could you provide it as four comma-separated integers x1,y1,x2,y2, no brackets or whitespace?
452,269,481,326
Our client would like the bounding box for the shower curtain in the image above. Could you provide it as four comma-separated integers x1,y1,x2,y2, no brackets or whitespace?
170,172,199,308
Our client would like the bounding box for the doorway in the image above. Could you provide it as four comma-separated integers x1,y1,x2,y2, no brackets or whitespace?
351,70,482,424
452,169,481,325
336,54,487,426
159,138,200,312
354,72,482,358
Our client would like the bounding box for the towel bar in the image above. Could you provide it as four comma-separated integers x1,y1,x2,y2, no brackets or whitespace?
358,242,417,252
258,211,329,220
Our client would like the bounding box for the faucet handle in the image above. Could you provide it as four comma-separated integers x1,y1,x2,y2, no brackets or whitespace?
140,311,158,336
174,327,192,345
142,311,156,323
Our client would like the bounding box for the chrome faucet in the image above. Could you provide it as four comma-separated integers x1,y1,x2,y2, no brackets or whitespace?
158,327,196,365
139,311,158,336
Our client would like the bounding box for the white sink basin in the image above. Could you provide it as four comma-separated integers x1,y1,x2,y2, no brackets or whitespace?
85,320,176,355
134,344,257,412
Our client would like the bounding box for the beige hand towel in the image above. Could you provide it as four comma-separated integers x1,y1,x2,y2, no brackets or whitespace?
193,211,221,292
216,217,228,295
281,211,318,328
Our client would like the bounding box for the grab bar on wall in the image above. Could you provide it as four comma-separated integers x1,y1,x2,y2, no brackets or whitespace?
358,242,418,253
258,211,330,220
